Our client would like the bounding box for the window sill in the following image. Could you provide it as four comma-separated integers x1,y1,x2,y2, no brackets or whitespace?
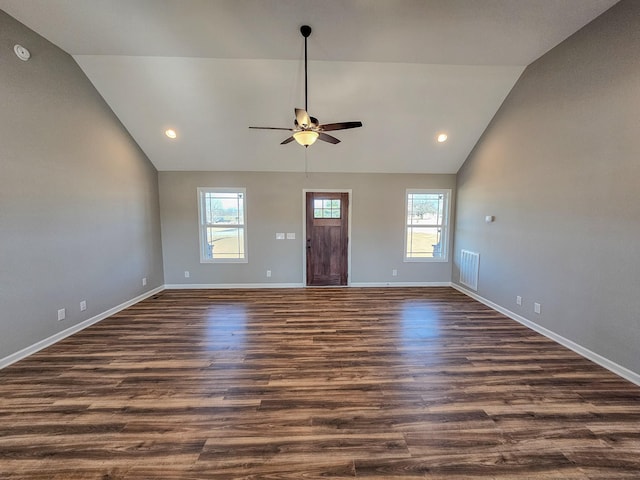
403,257,449,263
200,259,248,264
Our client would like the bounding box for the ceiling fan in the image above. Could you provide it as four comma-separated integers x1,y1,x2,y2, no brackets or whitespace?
249,25,363,147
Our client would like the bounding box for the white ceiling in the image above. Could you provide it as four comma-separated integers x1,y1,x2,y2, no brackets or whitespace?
0,0,618,173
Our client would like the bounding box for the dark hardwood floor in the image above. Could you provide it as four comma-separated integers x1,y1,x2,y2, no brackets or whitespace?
1,287,639,479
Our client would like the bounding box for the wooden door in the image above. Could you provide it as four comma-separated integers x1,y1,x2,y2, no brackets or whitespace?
306,192,349,286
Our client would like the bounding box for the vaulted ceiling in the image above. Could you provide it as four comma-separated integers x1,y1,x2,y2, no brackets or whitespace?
0,0,618,173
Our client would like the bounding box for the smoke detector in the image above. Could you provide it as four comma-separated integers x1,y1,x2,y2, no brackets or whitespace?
14,44,31,61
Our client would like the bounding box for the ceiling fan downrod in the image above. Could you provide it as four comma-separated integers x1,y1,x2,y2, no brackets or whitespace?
301,25,311,113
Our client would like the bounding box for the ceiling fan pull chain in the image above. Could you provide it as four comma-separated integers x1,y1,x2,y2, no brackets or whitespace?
305,147,309,178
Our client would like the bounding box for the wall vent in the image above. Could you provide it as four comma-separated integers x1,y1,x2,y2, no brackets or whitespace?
460,250,479,291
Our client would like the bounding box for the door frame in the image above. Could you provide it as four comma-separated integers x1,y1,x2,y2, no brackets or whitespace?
302,189,352,287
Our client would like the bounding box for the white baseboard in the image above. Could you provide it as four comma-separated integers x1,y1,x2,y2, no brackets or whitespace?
167,282,450,289
0,286,165,370
350,281,451,287
451,283,640,387
165,283,304,289
6,282,638,388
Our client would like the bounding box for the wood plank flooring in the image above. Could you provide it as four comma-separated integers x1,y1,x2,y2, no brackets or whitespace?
1,287,639,479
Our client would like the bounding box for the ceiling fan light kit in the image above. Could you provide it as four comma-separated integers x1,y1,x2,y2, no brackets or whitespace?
293,130,319,146
249,25,363,147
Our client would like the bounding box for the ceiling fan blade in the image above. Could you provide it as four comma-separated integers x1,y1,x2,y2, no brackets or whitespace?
281,136,296,145
295,108,311,128
320,121,363,132
317,132,341,144
249,126,293,131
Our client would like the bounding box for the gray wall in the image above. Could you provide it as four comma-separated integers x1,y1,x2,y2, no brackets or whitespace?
0,11,164,359
453,0,640,374
159,171,455,285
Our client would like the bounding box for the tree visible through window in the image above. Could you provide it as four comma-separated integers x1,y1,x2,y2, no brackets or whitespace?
198,188,247,263
405,189,450,261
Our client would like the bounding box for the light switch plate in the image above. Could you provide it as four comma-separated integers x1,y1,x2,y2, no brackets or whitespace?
276,233,285,240
286,233,295,240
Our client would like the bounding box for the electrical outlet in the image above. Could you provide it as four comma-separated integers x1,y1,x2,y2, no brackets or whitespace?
275,233,285,240
516,295,522,306
534,302,541,314
184,271,190,278
142,277,147,286
266,270,272,278
80,300,87,312
57,308,66,321
286,233,295,240
392,269,398,277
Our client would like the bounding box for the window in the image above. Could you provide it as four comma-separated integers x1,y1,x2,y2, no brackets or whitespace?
313,198,341,219
404,189,450,262
198,188,247,263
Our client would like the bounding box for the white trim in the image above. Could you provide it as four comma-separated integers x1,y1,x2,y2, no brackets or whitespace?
403,257,449,263
351,282,451,287
197,187,248,264
451,283,640,387
0,286,164,370
302,189,353,286
166,283,304,289
7,281,637,388
404,188,451,263
167,282,448,289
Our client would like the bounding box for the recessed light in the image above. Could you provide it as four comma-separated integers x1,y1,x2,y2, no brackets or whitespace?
165,129,177,139
437,133,448,143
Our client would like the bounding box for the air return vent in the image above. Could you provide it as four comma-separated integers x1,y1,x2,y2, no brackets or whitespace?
460,250,479,291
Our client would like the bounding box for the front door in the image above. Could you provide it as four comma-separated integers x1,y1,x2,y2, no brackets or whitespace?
306,192,349,286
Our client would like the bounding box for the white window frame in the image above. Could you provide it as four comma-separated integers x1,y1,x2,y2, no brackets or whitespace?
404,188,451,263
197,187,248,264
